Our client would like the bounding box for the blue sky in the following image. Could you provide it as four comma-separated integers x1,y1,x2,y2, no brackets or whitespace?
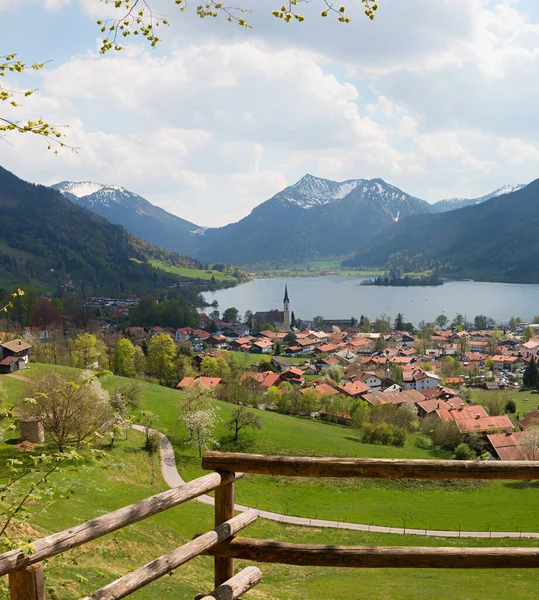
2,0,539,226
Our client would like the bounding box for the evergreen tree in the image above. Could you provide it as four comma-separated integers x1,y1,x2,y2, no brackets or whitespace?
523,356,539,389
394,313,405,331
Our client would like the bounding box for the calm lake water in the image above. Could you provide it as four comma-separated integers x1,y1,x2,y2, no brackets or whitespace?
204,276,539,326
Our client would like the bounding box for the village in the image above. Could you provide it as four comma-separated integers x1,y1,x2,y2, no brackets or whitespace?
4,285,537,465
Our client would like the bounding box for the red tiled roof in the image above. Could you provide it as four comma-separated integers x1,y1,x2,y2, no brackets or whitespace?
240,371,280,388
336,380,371,397
176,376,222,390
1,339,32,352
518,410,539,430
301,383,338,397
363,390,424,406
487,431,527,460
457,415,513,433
253,339,273,348
0,356,18,366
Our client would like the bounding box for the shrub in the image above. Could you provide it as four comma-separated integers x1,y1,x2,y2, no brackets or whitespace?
361,422,406,447
454,443,476,460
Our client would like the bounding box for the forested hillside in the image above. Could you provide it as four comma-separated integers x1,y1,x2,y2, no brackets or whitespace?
350,180,539,283
0,166,198,293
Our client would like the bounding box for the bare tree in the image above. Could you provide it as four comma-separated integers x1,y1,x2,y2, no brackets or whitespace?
226,406,263,441
24,370,114,452
518,426,539,460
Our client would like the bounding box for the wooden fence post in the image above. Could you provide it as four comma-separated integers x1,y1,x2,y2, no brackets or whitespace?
8,563,46,600
214,470,235,587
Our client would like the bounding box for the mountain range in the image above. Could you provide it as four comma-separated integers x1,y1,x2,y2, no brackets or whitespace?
52,175,525,264
0,167,198,293
349,179,539,282
51,181,204,253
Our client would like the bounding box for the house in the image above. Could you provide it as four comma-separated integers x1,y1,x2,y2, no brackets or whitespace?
0,339,32,374
416,398,451,418
358,371,383,392
521,340,539,359
363,389,424,407
390,356,415,367
221,325,250,339
457,415,514,435
487,431,528,461
491,355,519,371
176,376,222,391
334,349,356,365
463,352,488,367
403,369,441,392
419,385,458,401
301,383,338,398
444,377,464,386
468,340,489,353
314,343,338,355
518,409,539,430
207,335,228,350
174,327,193,342
318,407,352,425
240,370,281,388
230,337,252,351
252,339,274,354
272,356,293,372
336,380,370,398
279,367,304,386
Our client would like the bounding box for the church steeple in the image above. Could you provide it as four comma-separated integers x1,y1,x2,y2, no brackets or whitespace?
283,284,291,332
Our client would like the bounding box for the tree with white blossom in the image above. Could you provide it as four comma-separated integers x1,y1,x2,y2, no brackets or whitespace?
182,407,221,457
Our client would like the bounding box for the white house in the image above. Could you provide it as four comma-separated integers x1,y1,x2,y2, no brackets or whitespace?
404,369,441,391
359,371,383,392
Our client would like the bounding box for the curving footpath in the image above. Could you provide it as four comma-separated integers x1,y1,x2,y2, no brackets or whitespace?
138,425,539,539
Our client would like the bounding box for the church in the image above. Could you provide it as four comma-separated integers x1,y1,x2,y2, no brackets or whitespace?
253,285,294,332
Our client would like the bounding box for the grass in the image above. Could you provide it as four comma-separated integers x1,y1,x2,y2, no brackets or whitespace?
5,365,539,533
471,388,539,417
150,261,236,282
225,350,308,367
2,426,539,600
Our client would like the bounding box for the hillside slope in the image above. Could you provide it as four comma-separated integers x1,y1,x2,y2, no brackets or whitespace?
52,181,204,255
350,180,539,282
0,166,197,293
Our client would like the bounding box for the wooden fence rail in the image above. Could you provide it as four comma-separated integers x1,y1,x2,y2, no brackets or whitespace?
80,511,258,600
4,451,539,600
195,566,262,600
205,538,539,569
202,452,539,480
0,471,242,578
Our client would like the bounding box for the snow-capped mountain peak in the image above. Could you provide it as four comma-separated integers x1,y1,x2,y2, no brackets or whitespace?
54,181,105,198
433,184,526,212
490,184,525,197
281,174,364,209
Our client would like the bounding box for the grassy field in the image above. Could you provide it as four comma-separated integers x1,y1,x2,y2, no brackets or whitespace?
4,366,539,534
150,260,237,282
2,427,538,600
225,350,308,367
471,388,539,417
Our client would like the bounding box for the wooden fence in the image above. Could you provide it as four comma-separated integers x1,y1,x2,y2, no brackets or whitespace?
2,454,539,599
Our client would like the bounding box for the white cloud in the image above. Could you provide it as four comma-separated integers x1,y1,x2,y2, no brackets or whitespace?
2,0,539,228
44,0,71,10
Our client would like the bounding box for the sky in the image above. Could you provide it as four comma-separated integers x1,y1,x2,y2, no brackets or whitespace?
1,0,539,227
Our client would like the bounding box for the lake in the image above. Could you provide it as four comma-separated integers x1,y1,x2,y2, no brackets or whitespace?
203,276,539,326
